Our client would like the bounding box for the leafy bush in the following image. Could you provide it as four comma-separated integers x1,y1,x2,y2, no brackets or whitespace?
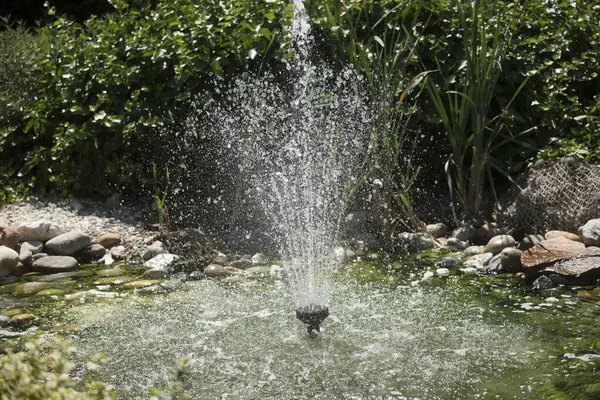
1,0,291,197
0,338,112,399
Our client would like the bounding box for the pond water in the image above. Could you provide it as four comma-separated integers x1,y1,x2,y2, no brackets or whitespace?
4,259,589,400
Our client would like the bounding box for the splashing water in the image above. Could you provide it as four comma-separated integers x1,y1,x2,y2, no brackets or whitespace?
207,0,371,313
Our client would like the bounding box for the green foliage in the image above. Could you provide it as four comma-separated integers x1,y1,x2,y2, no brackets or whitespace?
1,0,291,197
0,338,112,400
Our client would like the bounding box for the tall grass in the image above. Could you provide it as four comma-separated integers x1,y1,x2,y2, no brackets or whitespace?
426,0,529,223
316,0,428,243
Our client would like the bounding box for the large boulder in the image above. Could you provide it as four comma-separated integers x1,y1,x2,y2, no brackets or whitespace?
579,219,600,247
96,232,121,249
521,237,594,268
17,220,62,242
484,235,516,255
32,256,78,273
0,246,19,277
45,231,92,256
0,227,20,250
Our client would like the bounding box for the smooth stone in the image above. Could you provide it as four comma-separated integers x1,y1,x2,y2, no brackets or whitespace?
222,276,243,284
21,241,44,254
17,220,62,242
484,235,516,255
32,256,78,273
139,285,166,294
426,223,447,238
545,230,582,242
9,313,37,327
95,232,121,249
396,233,435,252
94,276,134,285
18,246,33,266
0,329,23,338
11,262,30,276
452,223,478,242
0,315,10,327
459,267,479,275
533,275,553,290
143,253,180,270
463,246,485,257
251,253,268,264
245,266,271,276
142,241,168,260
0,276,18,286
65,289,119,300
35,270,94,282
95,268,125,277
579,219,600,247
422,271,435,280
518,234,545,251
436,268,450,277
500,247,523,272
229,259,253,270
447,238,468,250
270,264,284,275
434,257,462,268
123,280,161,289
141,269,168,279
159,279,183,291
0,281,54,295
0,227,20,250
204,264,235,278
77,244,107,263
476,223,504,243
32,253,47,261
188,270,204,280
212,252,229,264
463,253,494,270
110,245,127,259
577,288,600,301
0,246,19,277
45,231,92,256
35,288,65,296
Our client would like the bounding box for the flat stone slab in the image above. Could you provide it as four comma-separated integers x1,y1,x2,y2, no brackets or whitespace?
541,256,600,278
32,256,78,273
521,237,600,269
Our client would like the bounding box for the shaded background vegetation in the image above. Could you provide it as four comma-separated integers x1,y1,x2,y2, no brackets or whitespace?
1,0,598,234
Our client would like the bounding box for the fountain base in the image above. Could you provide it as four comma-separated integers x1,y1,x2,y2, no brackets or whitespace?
295,305,329,334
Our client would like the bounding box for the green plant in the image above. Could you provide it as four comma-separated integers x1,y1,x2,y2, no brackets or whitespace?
426,0,529,222
152,162,170,229
0,338,112,400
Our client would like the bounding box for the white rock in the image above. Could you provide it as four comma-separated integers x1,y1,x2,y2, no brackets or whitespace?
463,253,494,270
436,268,450,277
422,271,435,280
143,253,180,270
579,218,600,247
17,220,62,242
426,223,448,238
21,241,44,254
459,267,479,275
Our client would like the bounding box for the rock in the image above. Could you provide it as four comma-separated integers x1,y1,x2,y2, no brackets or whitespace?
0,275,18,285
458,267,479,275
142,241,168,260
66,289,119,300
518,234,545,251
251,253,268,264
436,268,450,277
11,262,29,276
484,235,516,255
21,241,44,254
213,252,229,264
110,245,127,259
143,253,180,270
245,266,271,277
96,268,125,277
447,238,468,250
229,259,253,270
542,256,600,280
0,227,20,250
422,271,434,280
9,313,37,327
270,264,284,276
545,230,582,242
35,270,94,282
0,246,19,277
0,315,10,327
17,220,62,242
188,270,204,280
426,223,447,238
452,223,478,242
533,275,553,290
0,330,23,338
45,231,92,256
32,253,47,261
139,285,166,294
96,232,121,249
160,279,183,291
463,253,494,270
19,246,33,266
464,246,485,257
141,269,168,279
579,219,600,247
77,244,107,263
204,264,229,278
123,280,161,289
577,288,600,301
485,254,503,274
434,257,462,268
499,247,523,273
476,223,504,243
0,281,54,295
521,237,597,269
396,233,435,252
157,228,214,265
32,256,78,273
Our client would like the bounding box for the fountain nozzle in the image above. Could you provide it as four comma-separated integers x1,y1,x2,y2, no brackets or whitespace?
295,305,329,335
